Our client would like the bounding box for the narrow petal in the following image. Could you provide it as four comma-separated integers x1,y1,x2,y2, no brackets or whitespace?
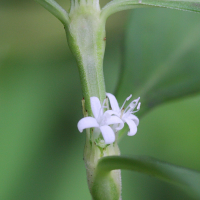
101,110,120,124
77,117,99,132
104,109,119,117
100,125,115,144
106,116,124,130
115,122,124,131
90,97,102,119
106,93,120,112
126,114,139,126
125,118,137,136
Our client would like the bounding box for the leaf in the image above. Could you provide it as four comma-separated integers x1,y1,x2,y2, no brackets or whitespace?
115,8,200,140
101,0,200,20
0,57,84,199
96,155,200,198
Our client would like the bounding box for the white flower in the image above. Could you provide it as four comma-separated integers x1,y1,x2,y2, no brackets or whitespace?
77,96,124,144
106,93,141,136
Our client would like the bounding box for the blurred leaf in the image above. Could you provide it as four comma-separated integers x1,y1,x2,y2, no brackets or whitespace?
0,56,89,200
115,8,200,140
96,155,200,199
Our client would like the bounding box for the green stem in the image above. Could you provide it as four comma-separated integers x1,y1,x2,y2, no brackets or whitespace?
101,1,149,21
65,5,106,115
101,0,200,22
35,0,69,25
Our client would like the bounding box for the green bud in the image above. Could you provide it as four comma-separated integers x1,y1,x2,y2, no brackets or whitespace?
84,129,122,200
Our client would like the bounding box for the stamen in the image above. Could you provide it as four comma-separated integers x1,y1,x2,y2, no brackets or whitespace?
131,102,141,114
120,94,132,110
124,97,140,113
127,94,132,101
137,102,141,110
130,97,140,108
120,108,125,118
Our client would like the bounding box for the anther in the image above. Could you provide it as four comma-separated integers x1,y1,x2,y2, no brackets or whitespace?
137,102,141,110
120,108,125,118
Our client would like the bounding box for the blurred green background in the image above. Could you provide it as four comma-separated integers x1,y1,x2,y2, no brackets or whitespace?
1,1,200,199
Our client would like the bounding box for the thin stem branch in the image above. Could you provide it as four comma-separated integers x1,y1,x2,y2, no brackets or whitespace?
35,0,69,25
101,0,149,21
101,0,200,21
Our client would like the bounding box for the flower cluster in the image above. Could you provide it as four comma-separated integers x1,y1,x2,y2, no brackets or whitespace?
77,93,141,144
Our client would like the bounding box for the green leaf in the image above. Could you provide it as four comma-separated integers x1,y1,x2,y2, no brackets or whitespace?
96,155,200,198
115,8,200,140
101,0,200,20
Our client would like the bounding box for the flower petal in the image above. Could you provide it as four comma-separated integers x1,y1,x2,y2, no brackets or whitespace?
115,123,124,131
106,93,120,112
90,97,102,119
77,117,99,132
104,109,119,117
126,114,139,126
100,125,115,144
125,118,137,136
106,116,124,130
